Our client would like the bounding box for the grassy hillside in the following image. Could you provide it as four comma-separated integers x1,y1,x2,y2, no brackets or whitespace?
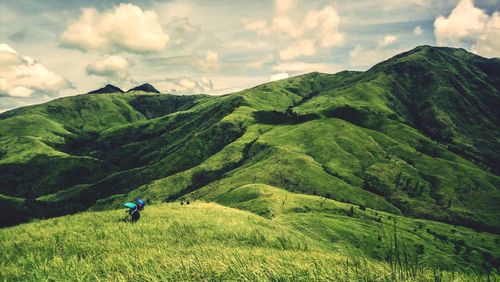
1,46,499,279
1,201,498,281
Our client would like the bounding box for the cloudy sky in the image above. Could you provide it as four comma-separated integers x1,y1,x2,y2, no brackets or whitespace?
0,0,499,112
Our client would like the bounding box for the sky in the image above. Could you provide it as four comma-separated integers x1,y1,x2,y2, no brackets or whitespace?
0,0,499,112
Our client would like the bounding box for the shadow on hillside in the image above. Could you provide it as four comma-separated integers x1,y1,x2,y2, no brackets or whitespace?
252,110,320,125
323,105,369,125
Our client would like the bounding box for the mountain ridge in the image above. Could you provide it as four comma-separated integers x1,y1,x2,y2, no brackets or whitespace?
1,45,499,275
0,45,499,236
84,83,161,95
127,83,160,93
86,84,124,94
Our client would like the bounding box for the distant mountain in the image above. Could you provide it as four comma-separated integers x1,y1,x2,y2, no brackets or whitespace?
1,46,499,271
368,46,500,170
87,84,124,94
127,83,160,93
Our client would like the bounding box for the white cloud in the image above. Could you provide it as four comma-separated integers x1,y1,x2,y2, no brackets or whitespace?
225,40,272,51
349,44,404,69
275,0,294,13
303,6,344,48
413,25,424,35
272,16,302,38
272,61,340,73
243,16,302,38
279,40,316,60
379,35,398,47
196,50,219,71
60,3,169,54
86,55,129,79
208,75,270,95
242,19,270,35
434,0,500,57
269,72,289,81
0,44,17,55
244,5,343,61
156,76,214,94
0,44,71,98
0,47,23,66
166,17,201,46
7,86,32,98
201,76,211,86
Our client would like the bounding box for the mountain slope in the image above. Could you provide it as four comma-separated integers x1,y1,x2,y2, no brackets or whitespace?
1,201,498,281
372,46,500,172
0,46,499,272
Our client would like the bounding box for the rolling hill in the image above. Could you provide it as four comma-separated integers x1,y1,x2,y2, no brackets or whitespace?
1,45,499,278
1,201,497,281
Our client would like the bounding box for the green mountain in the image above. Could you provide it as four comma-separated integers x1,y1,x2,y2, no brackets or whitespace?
127,83,160,93
1,46,499,277
87,84,124,94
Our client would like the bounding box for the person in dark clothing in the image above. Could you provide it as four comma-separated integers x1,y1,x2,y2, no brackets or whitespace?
129,206,140,223
123,198,145,223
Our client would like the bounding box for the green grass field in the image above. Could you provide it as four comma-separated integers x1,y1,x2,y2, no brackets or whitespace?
1,46,499,281
1,201,497,281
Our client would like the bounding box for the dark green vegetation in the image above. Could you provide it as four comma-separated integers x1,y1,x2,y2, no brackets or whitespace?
1,46,499,279
87,84,124,94
128,83,161,93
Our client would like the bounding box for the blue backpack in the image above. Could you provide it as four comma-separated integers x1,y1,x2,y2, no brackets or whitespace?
135,198,145,210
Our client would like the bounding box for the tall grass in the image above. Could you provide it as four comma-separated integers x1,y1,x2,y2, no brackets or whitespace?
376,219,498,282
1,202,497,281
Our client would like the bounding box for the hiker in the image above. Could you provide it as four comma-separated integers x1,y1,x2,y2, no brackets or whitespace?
123,198,145,223
128,205,140,223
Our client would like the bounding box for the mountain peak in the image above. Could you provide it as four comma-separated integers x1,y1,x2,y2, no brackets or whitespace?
404,45,472,57
127,83,160,93
87,84,124,94
368,45,481,74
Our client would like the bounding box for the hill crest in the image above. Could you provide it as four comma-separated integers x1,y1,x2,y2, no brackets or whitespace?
87,84,124,94
0,45,498,237
127,83,160,93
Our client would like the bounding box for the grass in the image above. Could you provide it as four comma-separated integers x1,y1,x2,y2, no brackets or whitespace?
2,47,499,230
1,201,497,281
0,46,499,280
91,179,500,273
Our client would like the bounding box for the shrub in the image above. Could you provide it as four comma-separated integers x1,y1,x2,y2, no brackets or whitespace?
347,206,355,217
